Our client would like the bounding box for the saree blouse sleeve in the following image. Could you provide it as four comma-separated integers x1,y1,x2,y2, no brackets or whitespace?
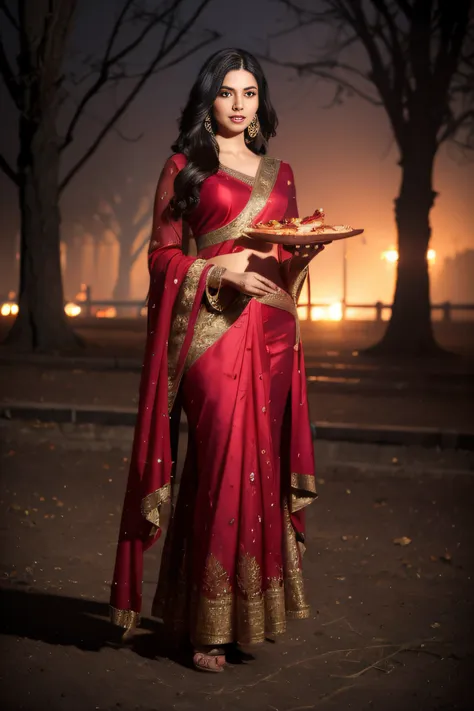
148,155,184,255
279,163,309,304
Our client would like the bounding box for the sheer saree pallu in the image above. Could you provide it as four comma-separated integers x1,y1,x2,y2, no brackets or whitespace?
110,153,318,642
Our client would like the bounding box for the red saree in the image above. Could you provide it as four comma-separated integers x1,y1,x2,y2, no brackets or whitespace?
110,153,317,646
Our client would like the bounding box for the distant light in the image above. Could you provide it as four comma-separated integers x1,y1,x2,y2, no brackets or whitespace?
382,247,437,264
310,306,325,321
1,302,17,316
65,302,81,317
96,307,117,319
297,305,308,321
309,302,343,321
381,248,399,263
140,306,147,317
328,302,343,321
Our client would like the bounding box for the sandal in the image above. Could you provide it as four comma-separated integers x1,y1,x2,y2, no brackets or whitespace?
193,647,226,673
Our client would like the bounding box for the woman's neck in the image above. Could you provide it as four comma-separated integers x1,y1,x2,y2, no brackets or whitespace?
215,132,251,159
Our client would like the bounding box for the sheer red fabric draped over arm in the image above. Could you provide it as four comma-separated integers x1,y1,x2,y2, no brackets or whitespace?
110,154,212,628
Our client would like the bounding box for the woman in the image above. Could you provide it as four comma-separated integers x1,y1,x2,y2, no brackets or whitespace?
110,48,325,673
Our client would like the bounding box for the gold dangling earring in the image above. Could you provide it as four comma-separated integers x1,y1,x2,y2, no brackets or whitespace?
204,114,214,134
246,114,260,140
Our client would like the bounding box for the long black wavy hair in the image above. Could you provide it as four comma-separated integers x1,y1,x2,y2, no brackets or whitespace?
170,48,278,219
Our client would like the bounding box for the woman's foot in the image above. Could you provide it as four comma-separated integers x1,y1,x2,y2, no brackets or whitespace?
193,647,226,673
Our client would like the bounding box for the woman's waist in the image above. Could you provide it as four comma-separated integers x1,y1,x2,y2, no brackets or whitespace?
206,248,286,290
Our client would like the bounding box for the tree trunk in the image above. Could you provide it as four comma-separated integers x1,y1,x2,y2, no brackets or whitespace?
5,0,78,352
113,243,133,302
6,121,78,351
367,142,444,357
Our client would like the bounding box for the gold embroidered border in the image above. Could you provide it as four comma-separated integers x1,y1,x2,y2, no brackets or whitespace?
183,294,251,374
167,258,208,412
289,264,309,304
219,162,256,186
291,472,318,513
282,501,310,619
141,482,171,528
191,554,292,646
110,606,140,630
197,157,281,249
192,553,234,646
256,289,300,345
264,578,286,636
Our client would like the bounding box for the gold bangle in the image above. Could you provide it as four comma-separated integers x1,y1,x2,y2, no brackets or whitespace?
206,265,227,312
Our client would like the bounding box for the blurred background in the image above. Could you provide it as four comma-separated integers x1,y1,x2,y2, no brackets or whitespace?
1,0,473,331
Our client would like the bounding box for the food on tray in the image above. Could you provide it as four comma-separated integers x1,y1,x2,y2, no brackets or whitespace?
254,209,327,234
244,208,364,245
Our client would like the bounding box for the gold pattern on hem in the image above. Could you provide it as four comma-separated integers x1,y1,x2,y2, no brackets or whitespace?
110,606,140,630
192,554,234,646
290,471,318,513
141,482,171,527
167,259,208,412
192,554,289,647
236,552,265,644
197,157,281,249
282,501,310,619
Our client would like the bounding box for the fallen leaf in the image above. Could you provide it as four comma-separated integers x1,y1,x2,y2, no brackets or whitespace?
335,576,346,581
345,489,351,494
391,457,399,464
430,622,441,629
393,536,412,546
440,553,452,564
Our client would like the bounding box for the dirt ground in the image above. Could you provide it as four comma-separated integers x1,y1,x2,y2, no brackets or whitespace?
0,421,473,711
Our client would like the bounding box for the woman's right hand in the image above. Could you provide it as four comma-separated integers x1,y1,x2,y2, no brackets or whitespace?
222,270,280,297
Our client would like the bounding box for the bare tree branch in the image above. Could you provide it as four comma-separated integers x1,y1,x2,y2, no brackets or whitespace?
255,52,382,104
270,0,473,155
0,35,20,108
0,1,19,31
0,151,19,185
59,0,183,152
59,0,219,192
438,107,474,144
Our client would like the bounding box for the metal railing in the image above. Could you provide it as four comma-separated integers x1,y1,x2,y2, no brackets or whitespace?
297,300,474,322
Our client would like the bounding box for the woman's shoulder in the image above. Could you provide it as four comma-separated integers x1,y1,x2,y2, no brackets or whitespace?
163,153,188,172
272,157,294,181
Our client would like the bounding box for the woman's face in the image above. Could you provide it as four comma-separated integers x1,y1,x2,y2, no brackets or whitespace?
212,69,259,137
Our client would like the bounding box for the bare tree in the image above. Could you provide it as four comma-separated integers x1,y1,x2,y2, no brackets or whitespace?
269,0,473,355
0,0,218,351
98,177,153,302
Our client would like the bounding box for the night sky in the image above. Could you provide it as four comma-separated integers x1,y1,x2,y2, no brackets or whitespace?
1,0,473,306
